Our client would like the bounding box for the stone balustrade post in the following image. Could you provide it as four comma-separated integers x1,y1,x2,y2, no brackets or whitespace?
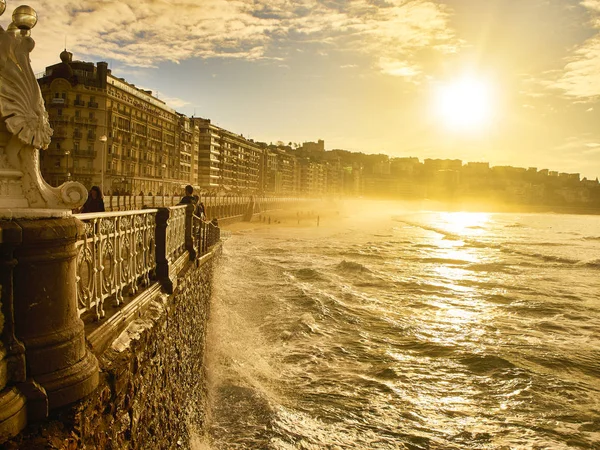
185,204,197,260
0,222,28,441
155,207,174,293
11,218,99,411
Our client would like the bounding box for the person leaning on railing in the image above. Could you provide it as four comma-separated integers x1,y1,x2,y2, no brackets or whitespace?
80,186,105,213
178,184,195,205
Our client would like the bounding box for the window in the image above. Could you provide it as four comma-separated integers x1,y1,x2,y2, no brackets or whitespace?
57,109,62,116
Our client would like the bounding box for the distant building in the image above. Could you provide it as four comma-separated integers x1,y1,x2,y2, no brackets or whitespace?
192,118,263,193
423,158,462,172
301,139,325,152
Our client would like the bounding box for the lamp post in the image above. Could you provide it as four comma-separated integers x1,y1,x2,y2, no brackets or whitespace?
99,135,107,194
161,163,167,206
64,150,70,183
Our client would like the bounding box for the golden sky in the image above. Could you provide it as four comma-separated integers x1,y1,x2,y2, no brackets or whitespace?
25,0,600,179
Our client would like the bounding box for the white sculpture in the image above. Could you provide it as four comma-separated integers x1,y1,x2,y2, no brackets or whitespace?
0,2,87,218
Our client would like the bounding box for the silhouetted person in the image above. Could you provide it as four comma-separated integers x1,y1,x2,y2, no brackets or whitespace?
179,185,195,205
81,186,105,213
197,201,206,220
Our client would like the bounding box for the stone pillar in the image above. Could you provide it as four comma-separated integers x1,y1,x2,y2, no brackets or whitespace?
185,204,197,261
12,217,99,411
155,207,174,293
0,222,27,441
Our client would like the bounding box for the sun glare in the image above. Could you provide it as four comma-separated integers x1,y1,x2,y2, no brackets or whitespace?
434,76,494,132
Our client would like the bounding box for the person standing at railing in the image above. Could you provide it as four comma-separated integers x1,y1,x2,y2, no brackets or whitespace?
197,201,206,220
178,185,195,205
80,186,105,213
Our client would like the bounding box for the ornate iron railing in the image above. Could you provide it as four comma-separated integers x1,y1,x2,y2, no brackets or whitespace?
192,215,221,256
166,205,187,264
75,204,221,321
75,209,158,320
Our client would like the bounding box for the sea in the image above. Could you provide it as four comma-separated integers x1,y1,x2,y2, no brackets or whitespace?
196,201,600,450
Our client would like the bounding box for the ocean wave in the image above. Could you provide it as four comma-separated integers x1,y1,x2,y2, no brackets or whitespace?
459,354,516,374
576,258,600,269
372,367,399,380
336,260,372,273
392,219,463,241
421,257,470,265
339,250,385,260
525,242,568,247
501,248,581,265
505,223,526,228
294,268,326,281
466,262,515,273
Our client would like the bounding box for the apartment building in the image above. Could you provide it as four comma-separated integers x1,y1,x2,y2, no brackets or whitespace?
193,118,263,193
261,145,299,195
38,50,193,195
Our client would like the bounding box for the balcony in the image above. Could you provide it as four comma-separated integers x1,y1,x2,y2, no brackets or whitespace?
88,101,99,108
73,131,83,139
49,98,68,107
87,133,96,141
53,129,67,139
74,99,85,107
73,149,96,158
45,166,69,174
49,115,70,124
72,167,96,174
47,148,67,156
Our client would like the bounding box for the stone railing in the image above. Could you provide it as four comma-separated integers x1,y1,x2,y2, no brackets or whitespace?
74,205,221,321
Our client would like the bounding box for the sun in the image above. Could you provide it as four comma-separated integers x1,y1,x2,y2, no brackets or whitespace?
433,76,494,132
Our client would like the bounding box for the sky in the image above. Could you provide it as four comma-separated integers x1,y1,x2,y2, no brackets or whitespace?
19,0,600,179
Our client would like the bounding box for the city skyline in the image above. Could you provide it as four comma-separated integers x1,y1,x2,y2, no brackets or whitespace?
25,0,600,179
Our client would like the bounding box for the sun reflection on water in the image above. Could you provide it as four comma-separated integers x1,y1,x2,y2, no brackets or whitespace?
438,212,492,236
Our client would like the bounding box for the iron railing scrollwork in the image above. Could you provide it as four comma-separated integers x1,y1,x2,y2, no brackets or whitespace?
192,215,221,256
74,204,221,320
166,205,187,264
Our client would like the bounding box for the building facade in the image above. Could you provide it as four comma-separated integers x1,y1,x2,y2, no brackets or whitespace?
193,118,263,193
38,51,195,195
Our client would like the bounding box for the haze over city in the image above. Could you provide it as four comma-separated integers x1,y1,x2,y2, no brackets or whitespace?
26,0,600,179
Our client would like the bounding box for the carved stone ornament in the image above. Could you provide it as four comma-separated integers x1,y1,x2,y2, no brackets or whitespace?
0,3,87,219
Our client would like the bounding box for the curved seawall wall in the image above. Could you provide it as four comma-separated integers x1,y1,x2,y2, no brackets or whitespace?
5,245,221,449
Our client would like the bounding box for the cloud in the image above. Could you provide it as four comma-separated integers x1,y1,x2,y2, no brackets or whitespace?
377,58,421,79
155,95,190,109
555,134,600,154
22,0,456,78
550,1,600,99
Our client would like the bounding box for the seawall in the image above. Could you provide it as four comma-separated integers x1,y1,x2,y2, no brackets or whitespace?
5,245,221,449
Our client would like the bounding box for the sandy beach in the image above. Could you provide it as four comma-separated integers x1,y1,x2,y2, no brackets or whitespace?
222,206,338,232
